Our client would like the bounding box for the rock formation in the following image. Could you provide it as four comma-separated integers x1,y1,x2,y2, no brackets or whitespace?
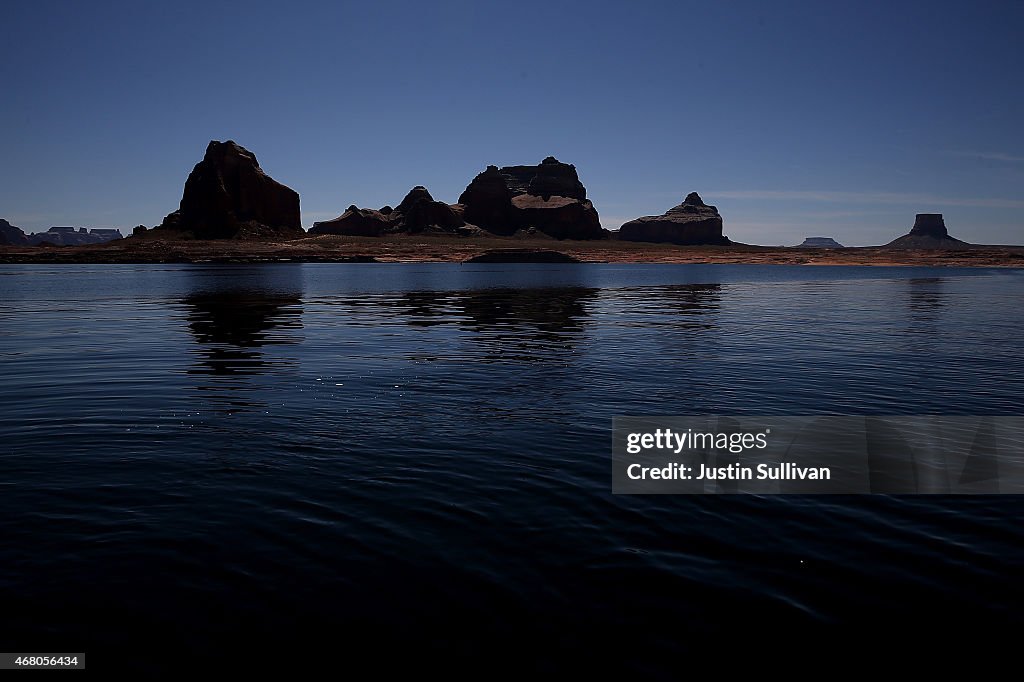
508,194,603,240
458,166,519,234
0,219,29,245
393,186,464,233
457,157,605,239
310,186,465,236
155,140,303,240
797,237,844,248
617,192,729,245
910,213,950,238
498,156,587,200
310,205,391,236
884,214,970,249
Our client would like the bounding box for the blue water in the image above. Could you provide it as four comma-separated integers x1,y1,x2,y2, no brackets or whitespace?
1,263,1022,672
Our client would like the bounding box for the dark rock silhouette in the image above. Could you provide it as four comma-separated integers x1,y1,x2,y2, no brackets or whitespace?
457,166,519,234
310,186,464,236
618,192,729,245
457,157,605,239
797,237,844,248
500,156,587,200
155,140,303,240
0,219,29,245
393,186,464,233
464,249,581,263
885,214,970,249
509,194,603,239
910,213,949,238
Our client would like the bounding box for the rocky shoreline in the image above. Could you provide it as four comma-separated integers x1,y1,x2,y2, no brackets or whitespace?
2,234,1022,267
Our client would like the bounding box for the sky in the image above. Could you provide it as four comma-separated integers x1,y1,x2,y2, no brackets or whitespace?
2,0,1023,246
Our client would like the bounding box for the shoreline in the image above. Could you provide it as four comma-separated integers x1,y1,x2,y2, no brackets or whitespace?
2,234,1024,267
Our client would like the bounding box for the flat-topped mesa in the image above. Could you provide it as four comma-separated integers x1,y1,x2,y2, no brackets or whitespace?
310,186,464,236
156,140,304,240
618,192,730,245
909,214,949,238
457,157,605,239
19,225,123,246
885,213,971,249
797,237,844,248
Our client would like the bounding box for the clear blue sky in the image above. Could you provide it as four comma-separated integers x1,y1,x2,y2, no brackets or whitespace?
2,0,1022,245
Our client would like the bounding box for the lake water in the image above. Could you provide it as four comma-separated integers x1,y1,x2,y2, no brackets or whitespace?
1,263,1022,672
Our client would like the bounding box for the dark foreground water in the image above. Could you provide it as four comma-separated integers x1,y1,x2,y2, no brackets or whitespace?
1,263,1022,673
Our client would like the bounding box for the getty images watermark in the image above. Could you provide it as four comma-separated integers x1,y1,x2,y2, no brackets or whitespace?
612,416,1024,494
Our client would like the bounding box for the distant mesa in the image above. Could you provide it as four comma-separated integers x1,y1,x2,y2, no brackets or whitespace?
617,192,730,245
1,223,124,246
464,249,582,263
884,214,971,249
155,140,304,240
458,157,605,240
0,219,29,245
38,227,123,245
797,237,844,248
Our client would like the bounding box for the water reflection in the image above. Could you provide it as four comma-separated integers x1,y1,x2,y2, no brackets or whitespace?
596,284,722,366
184,292,303,375
646,283,721,326
363,287,601,363
599,284,721,325
901,277,946,355
905,277,946,315
179,266,304,409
